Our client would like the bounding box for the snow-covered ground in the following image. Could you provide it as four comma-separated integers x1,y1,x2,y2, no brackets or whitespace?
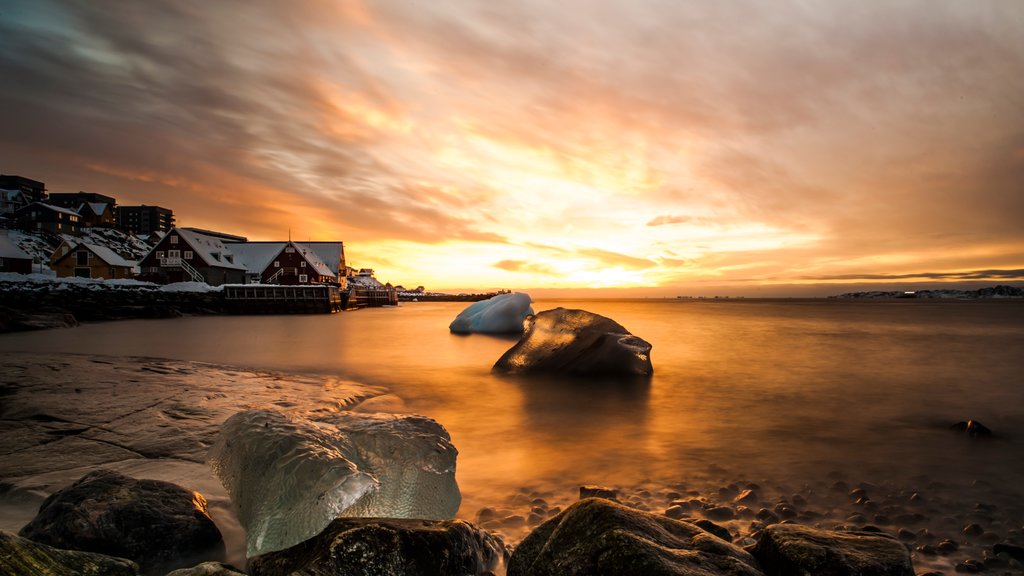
0,272,221,293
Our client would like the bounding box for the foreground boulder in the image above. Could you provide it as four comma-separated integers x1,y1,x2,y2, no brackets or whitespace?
449,292,534,334
0,530,139,575
208,409,461,557
493,308,653,376
18,469,223,574
508,498,762,576
165,561,247,575
247,517,506,576
750,524,914,576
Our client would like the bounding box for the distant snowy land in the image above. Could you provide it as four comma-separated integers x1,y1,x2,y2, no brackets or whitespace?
833,285,1024,299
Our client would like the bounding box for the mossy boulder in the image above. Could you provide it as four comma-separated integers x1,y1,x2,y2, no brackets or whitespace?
508,497,763,576
750,524,914,576
0,530,139,575
19,469,224,574
247,517,507,576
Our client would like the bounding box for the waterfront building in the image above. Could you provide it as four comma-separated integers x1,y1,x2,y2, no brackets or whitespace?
0,232,33,274
228,240,345,286
138,227,246,285
50,241,136,280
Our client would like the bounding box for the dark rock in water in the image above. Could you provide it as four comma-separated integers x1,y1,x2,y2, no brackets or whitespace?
695,519,733,542
493,308,653,376
954,559,984,573
18,469,224,574
165,561,247,575
507,498,763,576
951,419,993,437
0,530,139,575
994,543,1024,563
247,517,506,576
579,485,619,500
750,523,914,576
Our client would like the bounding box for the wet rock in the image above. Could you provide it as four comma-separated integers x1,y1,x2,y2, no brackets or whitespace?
915,543,938,555
695,519,733,543
954,559,984,572
18,469,223,574
735,489,758,504
705,506,736,521
165,562,246,576
0,530,139,576
994,543,1024,563
756,508,780,523
665,505,688,520
951,420,993,438
751,524,914,576
897,528,916,541
579,485,618,500
963,523,985,537
493,308,653,376
937,539,960,554
247,517,506,576
508,498,762,576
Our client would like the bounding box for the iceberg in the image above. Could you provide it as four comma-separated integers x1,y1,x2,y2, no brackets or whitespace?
449,292,534,334
493,307,653,376
207,409,460,558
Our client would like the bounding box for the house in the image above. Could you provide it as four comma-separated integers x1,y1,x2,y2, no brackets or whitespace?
228,241,345,285
0,232,33,274
14,202,82,236
50,240,136,279
1,188,27,216
115,205,175,235
0,175,46,203
138,227,246,285
49,192,117,227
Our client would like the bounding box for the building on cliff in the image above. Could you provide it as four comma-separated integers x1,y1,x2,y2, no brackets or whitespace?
138,227,247,286
14,202,82,236
49,192,117,228
0,175,46,203
50,240,136,280
0,232,33,274
116,205,175,235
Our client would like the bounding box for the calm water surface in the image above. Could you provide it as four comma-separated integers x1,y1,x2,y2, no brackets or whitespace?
3,299,1023,517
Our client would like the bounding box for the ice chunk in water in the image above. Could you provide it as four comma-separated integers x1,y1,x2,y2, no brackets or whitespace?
449,292,534,334
207,409,461,557
493,307,653,376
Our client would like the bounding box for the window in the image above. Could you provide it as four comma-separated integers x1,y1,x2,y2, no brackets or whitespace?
168,250,180,258
299,274,308,283
285,247,295,253
156,251,164,259
184,250,194,259
274,261,280,267
76,251,89,266
300,261,306,268
170,236,178,244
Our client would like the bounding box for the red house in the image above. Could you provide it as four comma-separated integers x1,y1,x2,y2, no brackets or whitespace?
229,241,344,285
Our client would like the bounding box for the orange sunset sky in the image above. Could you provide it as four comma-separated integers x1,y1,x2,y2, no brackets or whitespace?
1,1,1022,296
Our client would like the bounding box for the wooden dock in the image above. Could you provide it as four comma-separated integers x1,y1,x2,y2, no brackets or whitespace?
348,285,399,308
223,284,344,314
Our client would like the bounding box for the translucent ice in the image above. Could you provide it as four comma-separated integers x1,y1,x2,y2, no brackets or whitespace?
207,409,461,557
449,292,534,334
493,307,653,376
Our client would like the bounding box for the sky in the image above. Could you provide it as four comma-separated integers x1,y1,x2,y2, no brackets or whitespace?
1,1,1022,296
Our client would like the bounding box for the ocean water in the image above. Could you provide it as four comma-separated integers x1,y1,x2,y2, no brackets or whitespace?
3,298,1024,540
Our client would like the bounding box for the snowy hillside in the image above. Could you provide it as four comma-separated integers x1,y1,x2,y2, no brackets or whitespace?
61,227,153,261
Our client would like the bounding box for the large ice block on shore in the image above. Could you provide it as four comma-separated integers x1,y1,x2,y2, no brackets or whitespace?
494,307,653,376
207,409,461,557
449,292,534,334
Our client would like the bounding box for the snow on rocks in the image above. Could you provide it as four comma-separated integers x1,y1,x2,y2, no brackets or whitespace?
493,307,653,376
207,409,461,558
449,292,534,334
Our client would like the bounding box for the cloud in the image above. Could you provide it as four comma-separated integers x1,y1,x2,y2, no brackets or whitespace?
493,260,556,276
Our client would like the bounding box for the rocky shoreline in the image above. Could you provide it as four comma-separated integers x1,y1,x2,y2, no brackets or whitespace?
2,353,1022,575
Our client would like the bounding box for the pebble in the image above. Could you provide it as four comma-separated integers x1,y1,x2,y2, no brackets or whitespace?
963,523,985,537
527,512,544,526
579,485,618,500
664,505,687,520
501,515,526,528
704,506,735,521
791,494,807,506
756,509,780,523
774,503,797,519
954,559,985,573
897,528,916,541
938,539,960,554
916,543,939,555
733,489,757,504
477,507,497,523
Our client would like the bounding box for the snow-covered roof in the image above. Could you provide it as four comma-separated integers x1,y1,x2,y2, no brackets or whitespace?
1,188,25,202
174,227,247,270
227,241,341,277
0,233,32,260
79,202,110,216
20,202,80,217
84,243,135,268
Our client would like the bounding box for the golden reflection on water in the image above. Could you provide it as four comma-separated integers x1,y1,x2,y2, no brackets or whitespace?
2,299,1024,527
